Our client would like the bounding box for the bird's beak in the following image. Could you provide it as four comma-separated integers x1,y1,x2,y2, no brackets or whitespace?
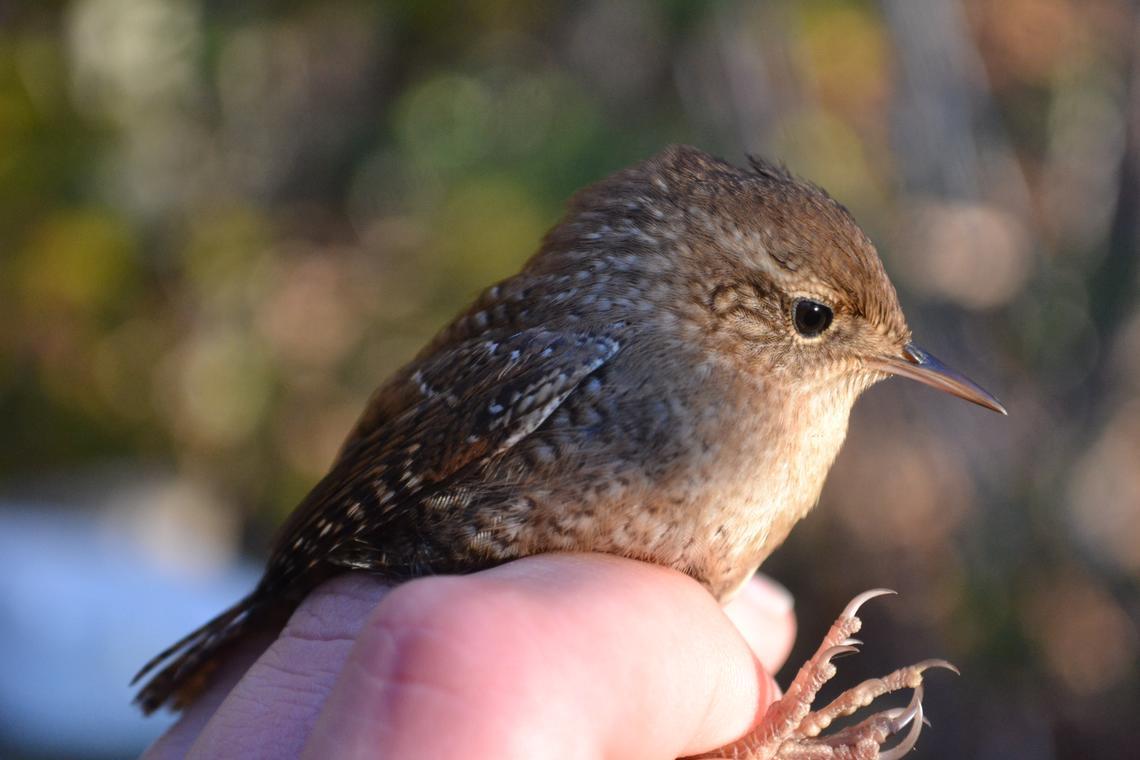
871,343,1007,415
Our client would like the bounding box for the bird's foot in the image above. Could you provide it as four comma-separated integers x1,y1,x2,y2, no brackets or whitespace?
693,589,956,760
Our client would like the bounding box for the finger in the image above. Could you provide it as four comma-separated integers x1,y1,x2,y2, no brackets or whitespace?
141,632,273,760
722,574,797,676
182,574,393,759
303,553,779,760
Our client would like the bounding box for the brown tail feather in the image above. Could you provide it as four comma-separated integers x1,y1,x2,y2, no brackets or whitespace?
132,594,268,714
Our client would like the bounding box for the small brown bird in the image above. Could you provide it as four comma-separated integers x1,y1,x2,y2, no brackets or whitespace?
134,145,1004,758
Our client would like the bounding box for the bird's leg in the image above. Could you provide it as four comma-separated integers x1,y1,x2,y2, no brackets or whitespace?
692,590,955,760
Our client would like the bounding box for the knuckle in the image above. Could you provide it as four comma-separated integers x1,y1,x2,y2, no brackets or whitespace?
365,576,505,686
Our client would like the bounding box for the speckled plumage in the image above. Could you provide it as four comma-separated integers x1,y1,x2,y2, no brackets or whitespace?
135,145,917,714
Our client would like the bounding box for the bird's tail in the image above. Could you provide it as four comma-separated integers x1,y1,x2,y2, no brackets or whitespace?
132,593,274,714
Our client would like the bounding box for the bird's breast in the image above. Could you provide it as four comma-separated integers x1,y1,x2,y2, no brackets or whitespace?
680,375,859,601
463,352,861,603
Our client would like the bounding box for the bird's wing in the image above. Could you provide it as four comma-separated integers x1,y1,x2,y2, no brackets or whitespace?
263,328,619,583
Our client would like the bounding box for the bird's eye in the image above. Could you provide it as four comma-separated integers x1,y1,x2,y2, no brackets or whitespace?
792,299,833,338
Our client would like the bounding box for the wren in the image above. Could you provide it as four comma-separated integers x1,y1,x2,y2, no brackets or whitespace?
134,145,1004,759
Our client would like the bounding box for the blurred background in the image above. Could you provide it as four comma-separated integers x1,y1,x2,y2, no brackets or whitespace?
0,0,1137,757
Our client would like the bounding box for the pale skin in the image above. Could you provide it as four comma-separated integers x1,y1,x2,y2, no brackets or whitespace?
141,553,797,760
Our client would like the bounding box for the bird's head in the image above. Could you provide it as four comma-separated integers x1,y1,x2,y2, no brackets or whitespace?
606,145,1005,414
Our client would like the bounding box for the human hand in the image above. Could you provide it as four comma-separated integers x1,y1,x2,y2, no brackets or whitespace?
143,553,796,759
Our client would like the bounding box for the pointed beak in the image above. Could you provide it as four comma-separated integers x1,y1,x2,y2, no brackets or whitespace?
871,343,1007,415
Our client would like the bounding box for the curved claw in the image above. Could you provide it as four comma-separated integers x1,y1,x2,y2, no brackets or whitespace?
880,701,924,760
888,684,924,732
879,685,925,760
841,588,897,620
914,658,960,677
841,637,864,647
821,644,861,662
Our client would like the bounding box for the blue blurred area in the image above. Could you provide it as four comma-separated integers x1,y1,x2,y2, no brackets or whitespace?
0,505,259,758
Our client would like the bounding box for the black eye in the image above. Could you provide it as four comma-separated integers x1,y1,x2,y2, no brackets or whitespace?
793,299,833,338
